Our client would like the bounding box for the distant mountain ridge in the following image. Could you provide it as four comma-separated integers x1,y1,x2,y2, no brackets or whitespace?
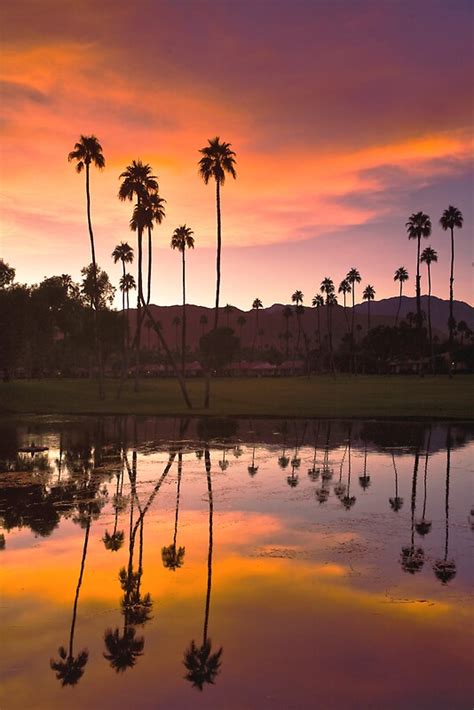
128,296,473,351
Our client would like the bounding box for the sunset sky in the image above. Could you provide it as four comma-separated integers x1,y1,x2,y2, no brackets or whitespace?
1,0,472,309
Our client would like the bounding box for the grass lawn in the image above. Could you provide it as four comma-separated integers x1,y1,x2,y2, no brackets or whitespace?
0,375,472,419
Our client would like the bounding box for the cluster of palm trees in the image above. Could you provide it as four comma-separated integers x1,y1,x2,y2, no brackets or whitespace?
68,134,464,396
69,134,237,408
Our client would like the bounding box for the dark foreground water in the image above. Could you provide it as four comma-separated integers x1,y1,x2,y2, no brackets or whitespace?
0,416,473,709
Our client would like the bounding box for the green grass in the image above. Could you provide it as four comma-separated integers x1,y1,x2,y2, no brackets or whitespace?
1,376,472,419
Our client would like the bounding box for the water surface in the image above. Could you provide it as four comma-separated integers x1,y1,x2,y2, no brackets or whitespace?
1,416,473,709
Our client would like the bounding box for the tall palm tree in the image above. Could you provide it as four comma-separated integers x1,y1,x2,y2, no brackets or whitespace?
144,191,166,305
420,246,438,368
252,298,263,353
416,426,432,536
113,242,134,351
198,137,237,329
291,290,304,354
346,268,361,372
389,451,404,512
119,161,158,391
119,274,136,319
320,278,336,371
50,505,92,686
338,279,351,330
394,266,409,326
184,448,223,690
282,305,293,357
171,225,195,374
162,452,185,571
433,426,456,584
68,135,105,398
311,294,324,348
440,206,463,346
362,284,375,331
406,211,431,330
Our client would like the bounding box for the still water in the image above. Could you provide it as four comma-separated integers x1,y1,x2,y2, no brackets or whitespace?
0,416,472,709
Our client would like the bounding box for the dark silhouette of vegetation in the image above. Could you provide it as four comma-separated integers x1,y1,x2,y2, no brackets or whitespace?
394,267,409,326
171,225,195,374
440,206,463,347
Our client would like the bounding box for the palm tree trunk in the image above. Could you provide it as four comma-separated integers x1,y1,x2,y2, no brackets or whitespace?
181,250,186,376
146,226,152,305
343,293,349,330
449,227,454,347
410,448,420,550
444,426,451,560
396,282,402,326
368,300,371,331
427,263,433,372
351,286,355,374
85,163,104,399
134,213,144,393
415,235,421,329
204,448,214,644
173,452,183,550
214,180,222,329
68,507,92,659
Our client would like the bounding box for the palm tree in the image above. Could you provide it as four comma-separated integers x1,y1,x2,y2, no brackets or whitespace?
362,284,375,331
119,161,159,391
338,279,351,330
162,452,185,571
420,246,438,368
433,426,456,584
171,225,195,374
358,440,371,490
406,211,431,330
291,291,304,354
346,268,361,372
394,267,409,326
144,191,166,305
119,274,136,349
184,448,223,690
103,626,144,673
320,278,336,372
113,242,134,353
440,206,463,347
282,305,293,357
252,298,263,354
311,294,324,349
50,505,92,686
341,424,356,510
68,135,105,398
198,137,237,329
103,469,125,552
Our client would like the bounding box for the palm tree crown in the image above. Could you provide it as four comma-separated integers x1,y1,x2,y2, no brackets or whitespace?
440,205,463,231
119,274,136,293
320,277,335,297
338,279,351,295
363,285,376,301
198,137,237,184
420,246,438,266
312,294,324,308
291,290,304,305
112,242,134,265
346,268,361,286
406,211,432,241
252,298,263,310
171,225,195,252
118,160,158,203
68,135,105,172
394,266,409,283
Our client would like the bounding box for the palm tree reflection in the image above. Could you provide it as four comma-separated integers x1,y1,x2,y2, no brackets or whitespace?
50,504,92,686
183,448,223,690
103,462,126,552
389,451,404,512
358,439,371,490
416,426,432,536
341,425,356,510
433,427,457,584
400,448,424,574
307,421,321,482
162,451,186,571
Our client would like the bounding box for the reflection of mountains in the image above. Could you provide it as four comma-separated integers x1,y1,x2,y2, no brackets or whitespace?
1,417,472,469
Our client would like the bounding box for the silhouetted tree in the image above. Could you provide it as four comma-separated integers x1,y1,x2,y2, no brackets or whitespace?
162,452,186,571
421,246,437,369
171,225,195,374
394,266,409,326
362,284,375,331
346,268,361,372
440,205,463,347
433,427,456,584
338,279,351,330
406,211,431,330
68,135,105,397
198,137,237,328
400,448,424,574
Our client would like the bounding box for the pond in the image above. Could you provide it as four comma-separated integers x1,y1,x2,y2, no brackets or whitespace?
0,416,473,709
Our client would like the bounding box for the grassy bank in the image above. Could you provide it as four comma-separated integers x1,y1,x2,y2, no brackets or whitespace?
1,376,472,419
